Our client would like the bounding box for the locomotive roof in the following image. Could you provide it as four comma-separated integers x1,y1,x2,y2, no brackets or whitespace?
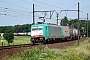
32,23,70,28
32,23,58,26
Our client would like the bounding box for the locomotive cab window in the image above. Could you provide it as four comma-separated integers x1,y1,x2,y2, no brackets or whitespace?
32,26,43,31
32,28,42,31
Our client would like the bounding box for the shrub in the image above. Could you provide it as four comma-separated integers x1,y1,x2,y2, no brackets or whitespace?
3,30,14,46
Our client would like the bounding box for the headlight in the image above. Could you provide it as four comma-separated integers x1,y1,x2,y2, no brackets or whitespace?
40,38,43,40
31,38,34,40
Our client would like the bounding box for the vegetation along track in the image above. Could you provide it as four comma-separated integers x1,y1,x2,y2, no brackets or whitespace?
0,38,84,59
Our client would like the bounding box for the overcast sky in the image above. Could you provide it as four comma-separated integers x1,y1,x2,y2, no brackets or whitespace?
0,0,90,26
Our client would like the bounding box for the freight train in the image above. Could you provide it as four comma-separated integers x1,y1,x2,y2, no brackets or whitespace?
30,23,79,44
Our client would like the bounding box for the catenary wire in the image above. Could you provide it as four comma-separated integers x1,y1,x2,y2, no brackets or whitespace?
0,0,31,11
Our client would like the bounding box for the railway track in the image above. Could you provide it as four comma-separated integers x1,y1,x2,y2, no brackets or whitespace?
0,44,36,50
0,38,85,59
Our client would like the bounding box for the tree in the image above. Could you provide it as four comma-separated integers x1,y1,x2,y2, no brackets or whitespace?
69,19,78,28
3,30,14,46
61,16,69,26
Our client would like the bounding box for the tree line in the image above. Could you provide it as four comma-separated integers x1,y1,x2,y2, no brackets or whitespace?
0,24,32,33
0,16,90,37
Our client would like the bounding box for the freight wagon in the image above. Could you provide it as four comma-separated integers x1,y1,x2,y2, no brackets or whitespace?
30,23,78,44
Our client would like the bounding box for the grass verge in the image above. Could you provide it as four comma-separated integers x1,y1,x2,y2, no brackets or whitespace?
3,38,90,60
0,36,30,46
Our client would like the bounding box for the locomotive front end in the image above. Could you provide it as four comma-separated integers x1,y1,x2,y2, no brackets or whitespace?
31,26,44,43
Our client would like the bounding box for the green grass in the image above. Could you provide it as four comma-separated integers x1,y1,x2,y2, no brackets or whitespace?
3,38,90,60
0,36,31,46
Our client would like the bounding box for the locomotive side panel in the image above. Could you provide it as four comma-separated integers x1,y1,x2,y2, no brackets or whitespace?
48,25,63,38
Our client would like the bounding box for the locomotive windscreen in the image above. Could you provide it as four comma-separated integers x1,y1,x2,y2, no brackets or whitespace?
32,26,42,31
32,28,42,31
31,26,43,37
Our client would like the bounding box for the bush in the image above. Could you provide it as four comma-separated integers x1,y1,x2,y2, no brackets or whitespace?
3,30,14,46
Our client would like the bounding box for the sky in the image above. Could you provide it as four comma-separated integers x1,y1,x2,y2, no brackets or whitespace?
0,0,90,26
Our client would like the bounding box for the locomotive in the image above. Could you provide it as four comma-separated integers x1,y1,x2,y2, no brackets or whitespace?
30,23,78,44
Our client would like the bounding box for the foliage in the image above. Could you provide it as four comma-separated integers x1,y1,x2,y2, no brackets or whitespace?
13,24,31,33
4,38,90,60
3,30,14,45
61,16,69,26
69,19,78,28
0,24,32,33
88,20,90,37
0,26,13,33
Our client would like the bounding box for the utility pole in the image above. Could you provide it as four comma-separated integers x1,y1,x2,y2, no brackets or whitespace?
56,12,59,25
60,2,80,45
77,2,80,45
33,4,35,24
87,13,88,38
32,4,54,24
80,13,88,38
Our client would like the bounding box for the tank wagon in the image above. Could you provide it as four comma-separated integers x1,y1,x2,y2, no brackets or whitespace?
30,23,78,44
